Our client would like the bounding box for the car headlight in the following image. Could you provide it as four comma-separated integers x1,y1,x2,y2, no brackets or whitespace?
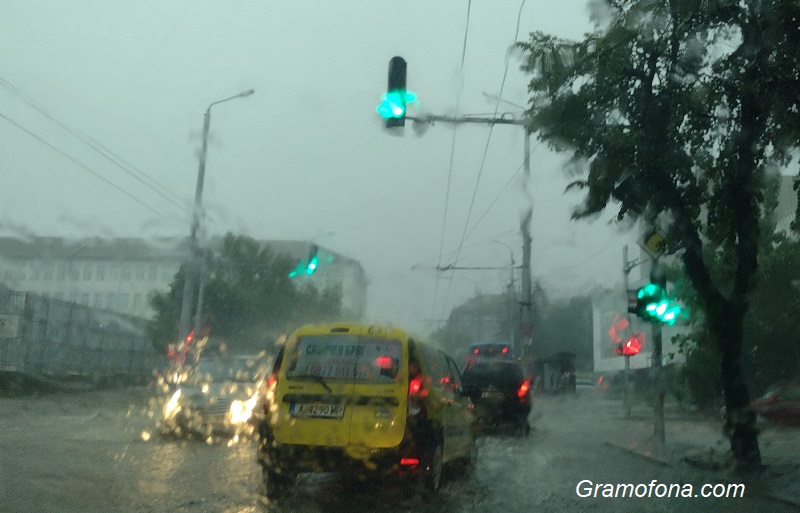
163,389,183,419
229,392,259,425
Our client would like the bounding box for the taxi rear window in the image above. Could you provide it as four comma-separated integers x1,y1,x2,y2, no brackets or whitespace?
286,335,402,383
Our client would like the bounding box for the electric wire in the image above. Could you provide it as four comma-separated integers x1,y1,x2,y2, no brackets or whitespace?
463,137,541,243
439,0,528,322
431,0,473,327
0,75,186,213
414,227,518,267
0,111,172,218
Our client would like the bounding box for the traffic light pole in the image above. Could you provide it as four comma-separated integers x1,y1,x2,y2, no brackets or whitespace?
622,245,632,418
409,113,535,356
650,260,666,444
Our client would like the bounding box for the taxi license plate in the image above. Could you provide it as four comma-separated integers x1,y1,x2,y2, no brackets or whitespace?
290,403,345,418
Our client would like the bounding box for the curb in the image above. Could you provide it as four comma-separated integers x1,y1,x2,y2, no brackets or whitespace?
603,441,671,467
749,489,800,510
606,442,800,509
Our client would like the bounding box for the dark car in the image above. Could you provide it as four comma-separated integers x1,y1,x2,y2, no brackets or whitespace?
750,383,800,427
461,359,531,436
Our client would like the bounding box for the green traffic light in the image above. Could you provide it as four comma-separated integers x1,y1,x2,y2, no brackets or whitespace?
306,256,318,275
377,89,417,119
638,283,662,299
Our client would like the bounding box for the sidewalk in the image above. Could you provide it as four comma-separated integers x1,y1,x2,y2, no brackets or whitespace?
603,399,800,508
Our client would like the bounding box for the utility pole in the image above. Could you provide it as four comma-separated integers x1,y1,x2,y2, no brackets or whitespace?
411,112,534,356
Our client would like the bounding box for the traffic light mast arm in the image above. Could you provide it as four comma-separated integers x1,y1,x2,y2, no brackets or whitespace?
407,113,526,127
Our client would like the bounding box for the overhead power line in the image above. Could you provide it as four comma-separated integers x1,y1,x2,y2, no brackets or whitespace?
432,0,473,326
0,75,186,213
439,0,529,321
0,111,172,218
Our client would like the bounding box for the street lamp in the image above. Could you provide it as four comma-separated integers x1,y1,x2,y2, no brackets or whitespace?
179,88,255,344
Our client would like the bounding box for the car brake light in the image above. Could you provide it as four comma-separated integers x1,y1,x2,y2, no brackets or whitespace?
409,377,422,395
502,346,508,354
517,380,530,398
400,457,419,466
473,348,479,354
267,374,277,387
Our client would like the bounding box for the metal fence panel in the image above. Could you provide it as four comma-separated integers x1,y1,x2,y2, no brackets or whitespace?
0,289,162,382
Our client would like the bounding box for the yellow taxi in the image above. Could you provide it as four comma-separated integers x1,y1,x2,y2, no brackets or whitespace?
255,322,475,498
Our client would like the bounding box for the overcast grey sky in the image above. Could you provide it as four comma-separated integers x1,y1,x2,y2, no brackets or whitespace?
0,0,640,334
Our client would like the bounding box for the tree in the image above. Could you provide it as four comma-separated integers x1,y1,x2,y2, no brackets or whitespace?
148,233,344,353
517,0,800,467
673,175,800,402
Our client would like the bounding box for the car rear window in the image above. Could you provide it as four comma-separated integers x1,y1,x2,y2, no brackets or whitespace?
285,334,402,383
462,361,525,388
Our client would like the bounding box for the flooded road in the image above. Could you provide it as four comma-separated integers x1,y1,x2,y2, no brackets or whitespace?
1,388,795,513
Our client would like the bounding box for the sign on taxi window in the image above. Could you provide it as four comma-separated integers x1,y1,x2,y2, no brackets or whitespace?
287,335,402,383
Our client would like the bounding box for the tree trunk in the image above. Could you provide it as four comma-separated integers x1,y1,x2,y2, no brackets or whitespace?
717,302,762,468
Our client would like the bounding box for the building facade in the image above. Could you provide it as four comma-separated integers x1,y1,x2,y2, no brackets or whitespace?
0,236,368,320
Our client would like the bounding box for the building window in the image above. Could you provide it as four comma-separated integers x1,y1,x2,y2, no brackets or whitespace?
119,293,129,309
43,264,54,280
96,264,105,282
110,265,120,281
135,265,145,281
121,265,131,281
148,265,157,281
83,264,93,281
69,264,80,281
29,263,40,280
57,264,66,280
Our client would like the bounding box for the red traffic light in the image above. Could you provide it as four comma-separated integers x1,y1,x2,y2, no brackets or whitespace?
622,337,641,355
614,334,643,355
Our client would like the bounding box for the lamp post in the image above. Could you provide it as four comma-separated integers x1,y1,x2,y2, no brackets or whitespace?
179,88,255,344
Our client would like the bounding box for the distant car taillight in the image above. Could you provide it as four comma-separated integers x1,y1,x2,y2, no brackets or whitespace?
517,380,530,398
408,376,426,416
409,377,422,395
267,374,277,388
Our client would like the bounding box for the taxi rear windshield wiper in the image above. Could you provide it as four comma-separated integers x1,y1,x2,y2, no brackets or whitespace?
295,374,333,393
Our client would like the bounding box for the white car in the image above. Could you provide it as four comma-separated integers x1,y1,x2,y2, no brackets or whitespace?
160,354,269,439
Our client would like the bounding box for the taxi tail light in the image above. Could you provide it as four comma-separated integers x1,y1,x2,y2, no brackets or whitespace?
400,457,419,466
517,380,530,399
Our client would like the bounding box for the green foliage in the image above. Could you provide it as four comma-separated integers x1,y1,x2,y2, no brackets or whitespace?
517,0,800,461
148,233,344,353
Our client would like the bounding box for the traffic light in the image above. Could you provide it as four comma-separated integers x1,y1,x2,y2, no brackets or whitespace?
306,244,319,275
614,335,642,356
629,281,683,325
288,244,320,278
377,56,417,128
